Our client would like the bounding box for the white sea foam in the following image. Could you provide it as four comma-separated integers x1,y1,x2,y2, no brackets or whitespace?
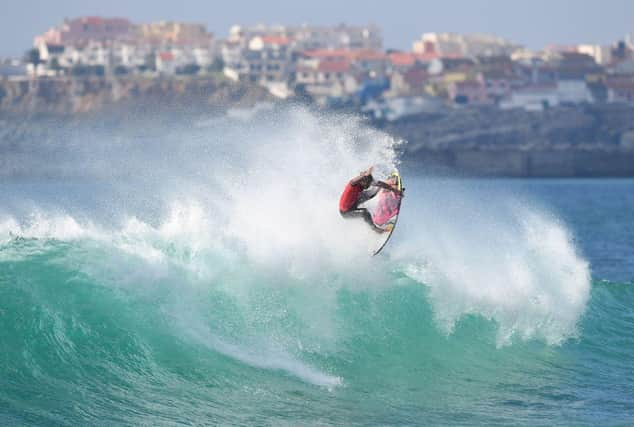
1,106,591,359
392,181,591,346
184,320,342,388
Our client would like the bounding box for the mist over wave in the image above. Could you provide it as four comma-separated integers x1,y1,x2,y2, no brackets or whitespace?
0,106,591,393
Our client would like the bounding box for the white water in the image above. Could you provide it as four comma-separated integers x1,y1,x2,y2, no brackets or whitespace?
0,106,591,383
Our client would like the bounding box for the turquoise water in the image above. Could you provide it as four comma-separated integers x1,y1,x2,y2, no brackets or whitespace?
1,109,633,425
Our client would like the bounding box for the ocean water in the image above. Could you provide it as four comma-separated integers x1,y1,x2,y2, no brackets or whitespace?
0,108,632,425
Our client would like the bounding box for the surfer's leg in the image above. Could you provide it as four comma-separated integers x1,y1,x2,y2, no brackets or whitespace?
357,187,380,205
342,208,384,233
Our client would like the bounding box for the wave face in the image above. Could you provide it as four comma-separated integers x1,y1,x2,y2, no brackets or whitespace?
1,107,631,425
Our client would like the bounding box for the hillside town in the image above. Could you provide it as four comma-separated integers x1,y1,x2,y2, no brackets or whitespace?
1,16,634,119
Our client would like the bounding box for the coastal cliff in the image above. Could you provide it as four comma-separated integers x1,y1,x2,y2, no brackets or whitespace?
386,105,634,176
2,76,634,177
0,75,272,115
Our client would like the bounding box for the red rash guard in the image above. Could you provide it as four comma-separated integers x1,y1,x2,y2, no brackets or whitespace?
339,182,364,212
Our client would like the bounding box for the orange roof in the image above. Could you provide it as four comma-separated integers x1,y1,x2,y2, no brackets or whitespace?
351,49,385,60
302,48,351,59
389,51,442,67
261,35,290,45
317,59,350,73
389,52,418,66
158,52,174,61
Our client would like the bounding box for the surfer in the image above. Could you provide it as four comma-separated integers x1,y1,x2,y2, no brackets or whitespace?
339,167,402,233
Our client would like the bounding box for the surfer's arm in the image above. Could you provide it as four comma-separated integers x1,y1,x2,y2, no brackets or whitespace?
350,173,371,186
373,180,403,195
349,166,374,186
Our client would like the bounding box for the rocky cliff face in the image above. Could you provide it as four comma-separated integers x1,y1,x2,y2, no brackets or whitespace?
0,75,273,115
2,77,634,177
384,105,634,176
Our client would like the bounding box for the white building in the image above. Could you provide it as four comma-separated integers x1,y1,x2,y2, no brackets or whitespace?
556,80,594,104
225,23,382,51
293,24,382,50
156,51,177,74
576,44,612,65
500,86,560,111
414,32,520,57
223,35,292,84
295,56,358,102
362,95,444,121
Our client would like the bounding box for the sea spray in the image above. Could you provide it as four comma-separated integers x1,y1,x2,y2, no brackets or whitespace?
391,179,591,346
0,107,602,426
0,107,590,349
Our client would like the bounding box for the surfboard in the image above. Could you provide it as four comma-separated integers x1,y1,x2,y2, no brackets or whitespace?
371,171,403,256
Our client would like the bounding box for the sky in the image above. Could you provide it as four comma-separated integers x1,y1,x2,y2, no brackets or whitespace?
1,0,633,57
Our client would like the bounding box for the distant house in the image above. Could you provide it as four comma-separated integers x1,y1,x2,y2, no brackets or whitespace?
556,80,594,104
34,17,134,46
387,52,436,78
156,51,176,74
500,84,559,111
32,16,216,76
576,44,612,65
37,43,65,63
352,50,389,78
223,34,292,88
553,52,602,80
413,32,520,57
610,58,634,75
362,95,444,121
481,70,516,103
137,21,212,47
388,65,429,95
428,57,476,75
605,78,634,103
295,56,357,103
227,23,383,51
448,79,491,105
